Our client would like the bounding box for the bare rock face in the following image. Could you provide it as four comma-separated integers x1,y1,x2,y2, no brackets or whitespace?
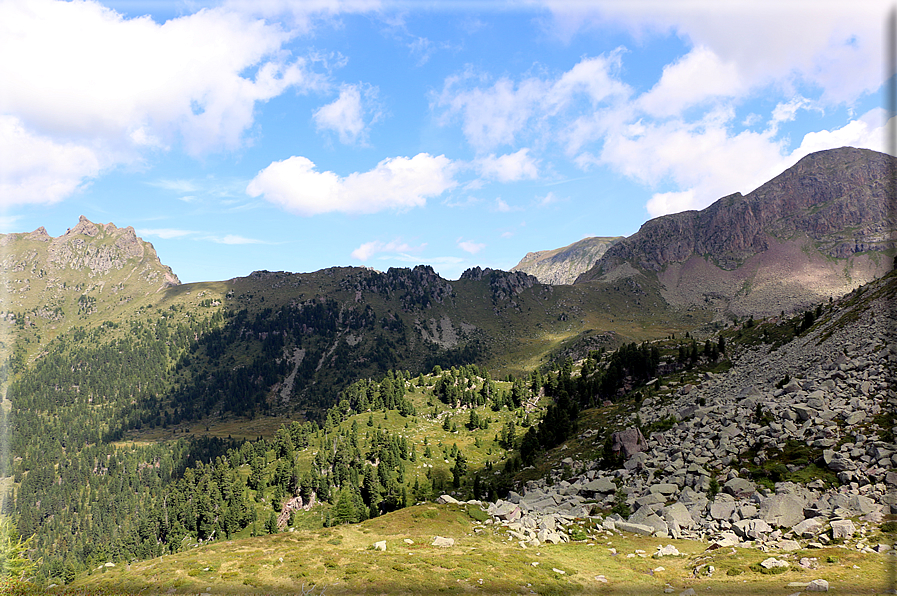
575,147,896,315
511,236,622,285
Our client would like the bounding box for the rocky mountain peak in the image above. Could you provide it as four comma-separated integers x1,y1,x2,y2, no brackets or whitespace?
574,147,896,316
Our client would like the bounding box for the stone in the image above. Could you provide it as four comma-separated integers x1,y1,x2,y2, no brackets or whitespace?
830,519,856,539
707,532,740,548
760,494,805,528
723,477,756,498
793,517,824,538
655,544,680,557
373,540,387,551
615,521,655,536
582,478,616,494
774,540,801,551
649,483,679,496
710,500,736,520
807,579,829,592
662,503,696,529
436,494,460,504
760,557,789,570
611,427,649,459
432,536,455,547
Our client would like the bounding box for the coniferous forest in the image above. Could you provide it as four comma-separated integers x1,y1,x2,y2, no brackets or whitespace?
0,282,686,585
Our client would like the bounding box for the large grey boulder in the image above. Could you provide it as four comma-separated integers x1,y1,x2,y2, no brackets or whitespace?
615,521,655,536
662,503,696,529
581,478,617,494
760,494,805,528
612,427,648,459
710,500,737,521
432,536,455,547
793,517,824,538
724,477,756,498
831,519,856,539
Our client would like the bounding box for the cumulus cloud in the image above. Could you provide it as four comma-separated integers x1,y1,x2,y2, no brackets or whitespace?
0,115,103,206
0,0,330,205
351,239,423,261
540,1,888,106
435,52,629,151
208,234,266,245
246,153,457,215
475,149,539,182
637,46,744,117
314,84,382,145
457,239,485,254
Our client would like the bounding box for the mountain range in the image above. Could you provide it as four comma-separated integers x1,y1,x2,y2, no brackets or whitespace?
517,147,894,318
1,145,895,591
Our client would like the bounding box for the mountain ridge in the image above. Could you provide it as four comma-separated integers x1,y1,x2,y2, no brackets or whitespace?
573,147,895,316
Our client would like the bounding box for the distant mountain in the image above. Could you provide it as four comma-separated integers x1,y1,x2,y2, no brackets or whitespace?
575,147,896,317
511,236,622,285
0,215,179,338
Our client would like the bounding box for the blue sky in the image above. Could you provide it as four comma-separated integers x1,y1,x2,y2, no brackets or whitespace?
0,0,892,283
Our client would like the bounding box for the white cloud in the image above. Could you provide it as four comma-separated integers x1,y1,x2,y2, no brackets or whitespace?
536,191,563,207
541,1,887,106
493,198,512,212
138,228,197,239
0,0,329,206
206,234,266,245
149,179,201,193
0,115,103,206
314,84,382,145
351,239,423,261
634,108,893,217
475,149,539,182
789,108,892,160
638,46,744,117
457,239,485,254
435,53,629,152
246,153,457,215
645,190,697,218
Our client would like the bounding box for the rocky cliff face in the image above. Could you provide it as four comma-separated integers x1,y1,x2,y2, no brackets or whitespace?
575,147,896,316
511,236,622,285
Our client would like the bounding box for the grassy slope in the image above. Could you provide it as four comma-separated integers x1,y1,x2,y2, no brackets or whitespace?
65,502,891,595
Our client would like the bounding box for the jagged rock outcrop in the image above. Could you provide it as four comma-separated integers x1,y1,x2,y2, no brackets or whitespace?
575,147,896,316
0,215,180,330
512,236,622,285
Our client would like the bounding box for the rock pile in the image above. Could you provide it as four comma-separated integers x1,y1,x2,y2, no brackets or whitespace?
467,281,896,553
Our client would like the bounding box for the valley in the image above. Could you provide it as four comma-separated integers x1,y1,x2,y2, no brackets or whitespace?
0,147,894,594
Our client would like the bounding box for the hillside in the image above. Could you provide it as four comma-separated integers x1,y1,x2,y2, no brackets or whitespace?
575,147,896,317
28,266,897,595
511,236,622,285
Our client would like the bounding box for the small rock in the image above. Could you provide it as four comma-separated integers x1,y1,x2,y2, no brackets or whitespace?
432,536,455,547
760,557,789,570
807,578,829,592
